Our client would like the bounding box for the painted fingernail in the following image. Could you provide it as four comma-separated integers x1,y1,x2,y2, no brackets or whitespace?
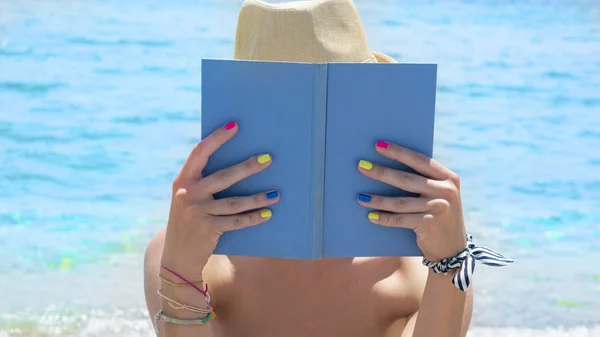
260,209,272,218
266,190,279,200
368,212,379,220
358,193,371,202
376,140,389,149
223,121,237,130
257,154,271,164
359,160,373,170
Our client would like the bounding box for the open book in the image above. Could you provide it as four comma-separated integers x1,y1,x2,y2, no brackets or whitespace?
201,59,437,259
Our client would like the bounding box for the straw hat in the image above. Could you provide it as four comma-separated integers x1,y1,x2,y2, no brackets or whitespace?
234,0,396,63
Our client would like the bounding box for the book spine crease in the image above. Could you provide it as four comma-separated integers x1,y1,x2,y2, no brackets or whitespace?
310,64,328,259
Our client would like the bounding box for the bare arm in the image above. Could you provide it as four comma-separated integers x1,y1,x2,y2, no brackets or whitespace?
356,141,479,337
144,121,279,336
401,271,473,337
144,229,217,337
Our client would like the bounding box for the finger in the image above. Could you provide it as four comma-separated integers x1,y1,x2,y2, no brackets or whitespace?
374,141,452,181
366,211,425,229
199,153,272,195
357,160,437,195
212,208,273,232
178,121,238,183
357,194,431,213
204,190,280,216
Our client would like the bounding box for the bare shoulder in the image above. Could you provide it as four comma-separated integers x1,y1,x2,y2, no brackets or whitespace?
144,229,166,284
397,256,428,296
144,228,166,286
143,228,166,322
384,257,427,319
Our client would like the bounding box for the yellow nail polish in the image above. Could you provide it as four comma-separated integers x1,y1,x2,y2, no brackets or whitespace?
368,212,379,220
260,209,272,218
359,160,373,170
257,154,271,164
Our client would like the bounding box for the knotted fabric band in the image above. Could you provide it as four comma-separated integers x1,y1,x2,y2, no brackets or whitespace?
422,234,514,292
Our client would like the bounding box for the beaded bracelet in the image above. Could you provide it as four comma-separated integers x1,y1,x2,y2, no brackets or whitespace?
422,234,514,292
154,310,215,334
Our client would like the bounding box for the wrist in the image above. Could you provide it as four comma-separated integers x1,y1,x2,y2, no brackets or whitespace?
426,269,464,295
427,268,458,280
159,286,210,319
160,254,207,282
424,247,465,263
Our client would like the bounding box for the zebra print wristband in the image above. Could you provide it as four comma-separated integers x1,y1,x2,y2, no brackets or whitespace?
422,234,514,292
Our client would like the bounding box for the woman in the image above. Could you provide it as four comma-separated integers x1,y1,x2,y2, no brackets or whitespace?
144,1,511,336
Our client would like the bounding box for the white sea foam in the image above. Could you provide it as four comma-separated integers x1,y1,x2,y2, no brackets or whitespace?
467,327,600,337
2,311,599,337
76,321,600,337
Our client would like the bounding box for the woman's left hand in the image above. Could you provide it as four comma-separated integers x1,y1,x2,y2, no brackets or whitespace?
357,140,467,262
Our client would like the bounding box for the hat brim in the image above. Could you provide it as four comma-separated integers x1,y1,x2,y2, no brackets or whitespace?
373,51,396,63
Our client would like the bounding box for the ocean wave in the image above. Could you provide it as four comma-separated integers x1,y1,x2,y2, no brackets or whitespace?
442,141,490,151
94,65,188,76
1,172,65,185
1,312,598,337
0,132,71,144
0,127,133,144
381,19,407,27
161,110,199,122
581,98,600,108
484,61,511,69
67,37,173,47
543,70,576,79
498,140,541,150
139,65,187,74
178,85,201,92
588,158,600,166
579,130,600,139
468,91,493,98
468,326,600,337
511,181,583,199
29,103,82,113
0,47,33,56
0,81,64,94
438,84,453,93
111,115,160,125
551,96,600,108
93,67,125,75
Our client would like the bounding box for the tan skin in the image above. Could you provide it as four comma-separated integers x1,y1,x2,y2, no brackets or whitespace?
144,122,473,337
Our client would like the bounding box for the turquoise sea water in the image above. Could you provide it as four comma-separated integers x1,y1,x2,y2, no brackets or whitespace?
1,0,599,336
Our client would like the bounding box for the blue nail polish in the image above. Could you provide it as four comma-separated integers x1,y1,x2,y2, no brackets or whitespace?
266,191,279,200
358,193,371,202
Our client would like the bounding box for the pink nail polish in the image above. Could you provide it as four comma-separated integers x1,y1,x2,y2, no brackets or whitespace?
223,121,237,130
376,140,389,149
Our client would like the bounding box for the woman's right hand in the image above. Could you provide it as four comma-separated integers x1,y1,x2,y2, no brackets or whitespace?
160,121,279,279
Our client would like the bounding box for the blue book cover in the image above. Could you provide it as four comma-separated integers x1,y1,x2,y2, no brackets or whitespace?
201,59,436,259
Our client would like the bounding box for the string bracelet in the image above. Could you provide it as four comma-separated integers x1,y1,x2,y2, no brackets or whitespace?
159,274,204,288
159,264,209,299
157,289,213,315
